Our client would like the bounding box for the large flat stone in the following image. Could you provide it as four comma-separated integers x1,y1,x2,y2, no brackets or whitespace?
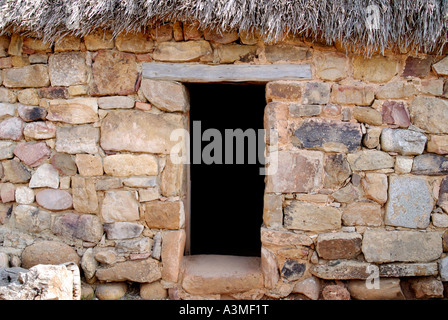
161,230,186,282
181,255,263,295
310,260,373,280
101,190,139,223
294,119,362,153
103,154,158,177
153,41,212,62
385,176,434,229
347,150,394,171
316,232,362,260
3,65,49,88
284,201,341,232
55,125,99,154
21,240,80,269
411,154,448,176
96,258,161,283
48,52,88,87
380,128,427,156
51,212,103,243
140,79,189,112
46,98,98,124
266,150,324,193
362,230,442,263
144,201,184,230
379,262,439,277
409,96,448,134
100,110,184,154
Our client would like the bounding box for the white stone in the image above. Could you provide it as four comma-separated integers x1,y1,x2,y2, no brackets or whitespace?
380,128,427,156
440,256,448,281
15,186,34,204
29,163,59,189
395,156,413,174
432,213,448,228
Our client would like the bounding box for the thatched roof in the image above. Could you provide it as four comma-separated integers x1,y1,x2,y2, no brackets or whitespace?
1,0,448,54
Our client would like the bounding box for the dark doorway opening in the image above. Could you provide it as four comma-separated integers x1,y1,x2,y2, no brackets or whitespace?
187,83,265,257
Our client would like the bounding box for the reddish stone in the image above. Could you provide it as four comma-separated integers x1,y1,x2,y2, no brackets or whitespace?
36,189,73,211
13,142,51,167
135,101,152,111
173,22,184,41
0,183,15,203
402,56,434,78
0,117,23,141
183,22,203,40
135,54,152,62
38,86,69,99
382,101,410,128
150,24,173,42
0,57,12,69
266,81,302,102
322,285,351,300
204,28,239,44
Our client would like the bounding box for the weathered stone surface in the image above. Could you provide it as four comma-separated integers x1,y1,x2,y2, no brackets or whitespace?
50,153,77,175
342,201,383,226
101,110,184,154
395,156,413,174
95,282,127,300
216,44,257,63
95,177,122,191
348,278,404,300
322,284,350,300
140,79,189,112
97,96,135,109
362,230,442,263
261,247,279,289
75,154,103,176
385,176,433,229
0,117,23,140
152,41,212,62
38,86,68,99
381,100,411,128
284,201,341,232
103,154,158,177
101,190,139,223
140,281,168,300
409,277,444,299
376,82,418,100
91,50,138,96
310,260,373,280
316,232,362,260
263,194,283,228
21,241,80,269
151,24,174,42
0,141,15,160
292,276,321,300
432,56,448,75
438,177,448,213
2,160,30,183
353,106,382,126
46,98,98,124
427,135,448,154
266,150,324,193
323,153,351,189
314,51,348,81
182,255,263,295
440,256,448,281
361,173,388,204
23,121,56,140
144,201,184,230
409,96,448,134
302,82,330,105
52,212,103,243
379,262,439,278
0,89,16,104
330,84,375,106
84,29,115,51
353,55,398,82
15,186,34,205
3,65,49,88
260,227,313,247
13,204,50,232
49,52,88,87
13,142,50,167
96,258,161,283
347,150,394,171
381,128,427,156
289,104,321,117
104,222,144,240
29,163,59,189
115,32,154,53
281,259,306,281
432,213,448,227
161,230,186,282
1,182,15,203
160,158,185,197
0,102,16,118
122,177,157,188
56,125,99,154
264,44,310,62
411,154,448,176
203,29,238,44
36,189,73,211
71,177,98,213
266,81,302,102
403,56,433,77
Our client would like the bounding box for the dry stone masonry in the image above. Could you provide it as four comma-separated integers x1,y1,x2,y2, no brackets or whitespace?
0,23,448,300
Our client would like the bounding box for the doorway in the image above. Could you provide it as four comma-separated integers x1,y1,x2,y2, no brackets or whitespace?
187,83,266,257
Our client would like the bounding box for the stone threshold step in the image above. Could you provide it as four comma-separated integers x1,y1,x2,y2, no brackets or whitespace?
181,255,263,295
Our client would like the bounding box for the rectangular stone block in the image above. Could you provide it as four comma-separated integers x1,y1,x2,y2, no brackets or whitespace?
55,125,99,154
316,232,362,260
330,84,375,106
379,263,439,277
3,65,49,88
161,229,186,282
266,150,324,193
362,230,442,263
263,194,283,228
103,154,158,177
144,201,185,230
284,201,341,232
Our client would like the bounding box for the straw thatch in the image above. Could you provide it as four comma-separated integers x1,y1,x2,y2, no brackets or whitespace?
0,0,448,54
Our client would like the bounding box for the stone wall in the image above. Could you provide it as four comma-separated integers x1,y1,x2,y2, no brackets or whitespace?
0,22,447,300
